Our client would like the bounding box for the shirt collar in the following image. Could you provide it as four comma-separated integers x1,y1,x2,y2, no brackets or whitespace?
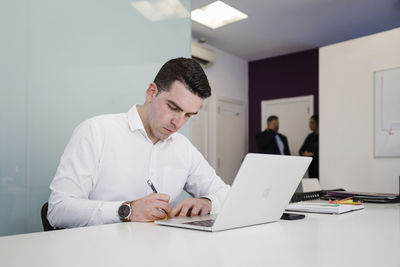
127,105,175,142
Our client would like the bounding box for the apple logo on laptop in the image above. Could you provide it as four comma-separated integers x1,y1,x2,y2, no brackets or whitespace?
262,187,271,199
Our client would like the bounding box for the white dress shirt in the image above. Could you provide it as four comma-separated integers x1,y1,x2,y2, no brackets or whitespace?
274,135,285,155
48,105,230,228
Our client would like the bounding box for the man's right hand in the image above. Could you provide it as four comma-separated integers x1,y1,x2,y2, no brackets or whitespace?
129,193,171,222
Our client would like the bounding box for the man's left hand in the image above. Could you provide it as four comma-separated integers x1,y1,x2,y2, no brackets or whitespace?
170,198,211,218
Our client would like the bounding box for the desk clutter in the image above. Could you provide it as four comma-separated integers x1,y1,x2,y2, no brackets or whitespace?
290,189,400,204
323,190,400,203
286,189,399,214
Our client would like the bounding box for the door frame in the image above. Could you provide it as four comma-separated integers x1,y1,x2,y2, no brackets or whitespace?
261,95,314,158
190,99,208,158
261,95,314,130
216,97,247,182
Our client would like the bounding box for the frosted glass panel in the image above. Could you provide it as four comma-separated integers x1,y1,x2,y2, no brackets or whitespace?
0,0,191,235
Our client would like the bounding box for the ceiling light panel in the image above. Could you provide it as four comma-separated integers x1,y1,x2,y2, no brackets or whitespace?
191,1,248,29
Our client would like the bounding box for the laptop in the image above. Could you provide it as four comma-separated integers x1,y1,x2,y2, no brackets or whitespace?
155,153,312,232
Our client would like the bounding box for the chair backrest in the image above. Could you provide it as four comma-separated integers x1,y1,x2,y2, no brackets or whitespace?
41,202,57,231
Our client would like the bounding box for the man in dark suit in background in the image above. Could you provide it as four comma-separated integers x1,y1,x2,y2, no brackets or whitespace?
256,115,291,155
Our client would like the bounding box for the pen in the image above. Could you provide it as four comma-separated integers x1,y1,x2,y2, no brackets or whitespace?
146,179,168,215
147,179,158,193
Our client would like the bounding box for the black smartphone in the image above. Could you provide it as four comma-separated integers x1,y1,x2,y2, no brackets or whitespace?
280,212,305,220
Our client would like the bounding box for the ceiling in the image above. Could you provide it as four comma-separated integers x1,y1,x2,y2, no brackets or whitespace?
191,0,400,61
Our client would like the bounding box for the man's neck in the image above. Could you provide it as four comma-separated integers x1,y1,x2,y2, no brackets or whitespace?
136,105,159,144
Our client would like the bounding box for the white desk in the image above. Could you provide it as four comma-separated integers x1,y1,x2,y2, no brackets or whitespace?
0,203,399,267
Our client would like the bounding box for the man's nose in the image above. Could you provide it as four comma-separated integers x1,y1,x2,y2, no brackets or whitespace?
171,113,185,129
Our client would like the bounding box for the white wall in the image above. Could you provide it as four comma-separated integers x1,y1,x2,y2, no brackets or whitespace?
192,40,249,168
319,27,400,193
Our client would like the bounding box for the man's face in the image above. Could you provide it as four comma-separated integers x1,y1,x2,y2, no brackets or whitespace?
146,81,203,142
268,119,279,132
309,118,317,132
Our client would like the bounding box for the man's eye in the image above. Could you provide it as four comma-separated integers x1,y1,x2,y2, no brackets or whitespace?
168,104,178,111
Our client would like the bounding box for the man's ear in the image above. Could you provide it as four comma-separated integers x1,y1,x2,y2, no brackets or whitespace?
145,82,158,103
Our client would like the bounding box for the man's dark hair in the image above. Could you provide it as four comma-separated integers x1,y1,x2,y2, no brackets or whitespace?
311,114,319,126
153,57,211,98
267,115,279,123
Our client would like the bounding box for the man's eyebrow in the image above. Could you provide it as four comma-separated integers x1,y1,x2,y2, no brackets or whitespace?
167,100,198,115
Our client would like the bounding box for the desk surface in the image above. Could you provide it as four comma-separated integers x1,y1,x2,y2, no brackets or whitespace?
0,203,399,267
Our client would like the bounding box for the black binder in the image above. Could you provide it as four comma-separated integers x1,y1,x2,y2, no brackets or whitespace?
322,190,400,203
291,189,400,203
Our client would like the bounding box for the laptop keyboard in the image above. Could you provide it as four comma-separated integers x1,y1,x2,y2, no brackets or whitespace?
183,219,215,227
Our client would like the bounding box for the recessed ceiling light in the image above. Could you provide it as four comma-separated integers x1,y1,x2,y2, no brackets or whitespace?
131,0,189,22
191,1,248,29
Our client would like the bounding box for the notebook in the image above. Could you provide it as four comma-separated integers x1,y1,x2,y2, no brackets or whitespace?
286,202,365,214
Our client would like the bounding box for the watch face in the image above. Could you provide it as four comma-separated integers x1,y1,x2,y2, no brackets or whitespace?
118,204,131,218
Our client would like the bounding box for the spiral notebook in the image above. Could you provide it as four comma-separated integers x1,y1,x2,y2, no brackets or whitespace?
286,202,364,214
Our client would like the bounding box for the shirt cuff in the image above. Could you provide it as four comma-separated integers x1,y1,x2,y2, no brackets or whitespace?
99,201,124,224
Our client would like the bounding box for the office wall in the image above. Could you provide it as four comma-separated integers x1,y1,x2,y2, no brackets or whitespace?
319,27,400,193
248,50,319,153
0,0,191,236
193,41,249,168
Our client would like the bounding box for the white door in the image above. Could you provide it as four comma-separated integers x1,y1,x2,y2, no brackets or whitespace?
217,99,246,185
191,101,208,158
261,95,313,156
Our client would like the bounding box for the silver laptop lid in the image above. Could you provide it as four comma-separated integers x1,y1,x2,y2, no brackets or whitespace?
212,153,311,231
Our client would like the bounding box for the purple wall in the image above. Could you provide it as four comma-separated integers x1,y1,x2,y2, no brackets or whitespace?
248,49,319,152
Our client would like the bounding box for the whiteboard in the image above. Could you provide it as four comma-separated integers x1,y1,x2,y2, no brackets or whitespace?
374,67,400,157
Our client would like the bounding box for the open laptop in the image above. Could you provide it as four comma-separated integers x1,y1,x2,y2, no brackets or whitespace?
155,153,312,232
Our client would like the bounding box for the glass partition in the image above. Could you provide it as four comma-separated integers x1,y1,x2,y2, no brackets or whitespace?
0,0,191,235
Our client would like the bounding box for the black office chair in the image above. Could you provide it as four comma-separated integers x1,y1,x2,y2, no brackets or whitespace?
41,202,57,231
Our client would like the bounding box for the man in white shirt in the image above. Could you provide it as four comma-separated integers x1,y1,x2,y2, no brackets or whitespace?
47,58,230,228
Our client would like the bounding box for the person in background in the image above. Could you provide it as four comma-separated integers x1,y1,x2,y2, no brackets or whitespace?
255,115,291,155
299,115,319,178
